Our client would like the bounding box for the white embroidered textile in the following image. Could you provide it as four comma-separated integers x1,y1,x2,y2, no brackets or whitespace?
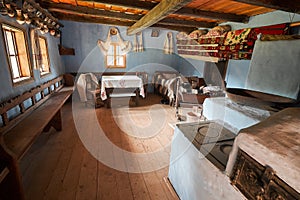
97,27,132,55
76,73,99,102
133,32,144,52
163,32,174,54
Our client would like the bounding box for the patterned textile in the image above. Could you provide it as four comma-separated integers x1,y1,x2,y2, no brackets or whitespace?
164,32,174,54
176,32,189,40
188,29,208,39
253,23,288,35
224,28,252,45
133,32,144,52
176,24,288,61
30,28,42,70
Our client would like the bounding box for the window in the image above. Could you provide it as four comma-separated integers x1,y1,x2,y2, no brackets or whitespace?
106,43,126,68
38,36,50,75
2,24,33,84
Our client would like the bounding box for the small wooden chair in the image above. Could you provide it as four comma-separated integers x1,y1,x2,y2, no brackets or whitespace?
85,74,103,108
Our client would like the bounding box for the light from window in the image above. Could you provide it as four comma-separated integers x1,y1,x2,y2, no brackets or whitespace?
2,24,32,84
38,36,50,75
106,43,126,68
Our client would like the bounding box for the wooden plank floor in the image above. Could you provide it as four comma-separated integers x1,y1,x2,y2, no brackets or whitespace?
20,94,179,200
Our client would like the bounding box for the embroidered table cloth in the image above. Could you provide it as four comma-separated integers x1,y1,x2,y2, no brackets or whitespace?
100,75,145,100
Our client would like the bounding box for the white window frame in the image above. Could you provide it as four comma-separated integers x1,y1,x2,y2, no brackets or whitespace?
2,23,33,85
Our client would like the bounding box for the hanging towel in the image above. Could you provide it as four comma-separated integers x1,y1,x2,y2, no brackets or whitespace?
76,73,99,102
133,32,144,52
97,30,111,55
164,32,174,54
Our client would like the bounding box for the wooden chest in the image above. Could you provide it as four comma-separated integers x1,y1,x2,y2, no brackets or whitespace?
231,149,299,200
228,107,300,200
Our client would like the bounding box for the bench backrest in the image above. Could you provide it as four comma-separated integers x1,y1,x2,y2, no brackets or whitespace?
0,76,65,135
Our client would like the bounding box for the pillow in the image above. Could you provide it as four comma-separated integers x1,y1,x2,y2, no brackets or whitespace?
189,29,208,39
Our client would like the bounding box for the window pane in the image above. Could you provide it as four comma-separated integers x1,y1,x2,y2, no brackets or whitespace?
5,31,16,55
10,56,20,78
116,45,121,55
116,56,124,66
38,37,50,73
106,55,114,66
2,24,32,83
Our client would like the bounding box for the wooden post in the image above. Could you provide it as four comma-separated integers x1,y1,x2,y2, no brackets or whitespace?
43,109,62,132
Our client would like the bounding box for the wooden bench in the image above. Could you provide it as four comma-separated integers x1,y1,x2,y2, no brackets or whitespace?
0,75,74,200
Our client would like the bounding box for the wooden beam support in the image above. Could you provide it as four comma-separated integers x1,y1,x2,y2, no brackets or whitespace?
127,0,193,35
233,0,300,14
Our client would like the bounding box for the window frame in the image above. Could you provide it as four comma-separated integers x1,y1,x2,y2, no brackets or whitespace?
105,42,126,68
1,23,33,86
37,35,51,76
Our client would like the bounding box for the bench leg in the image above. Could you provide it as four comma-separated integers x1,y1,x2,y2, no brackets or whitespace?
43,109,62,132
0,143,25,200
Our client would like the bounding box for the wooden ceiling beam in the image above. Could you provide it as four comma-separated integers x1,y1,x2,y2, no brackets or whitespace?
233,0,300,14
52,12,134,26
176,7,249,23
82,0,155,10
44,3,141,21
127,0,193,35
52,12,196,32
82,0,248,22
160,18,216,28
44,3,214,28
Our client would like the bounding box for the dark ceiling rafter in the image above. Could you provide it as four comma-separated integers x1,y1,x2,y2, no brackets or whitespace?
80,0,249,22
53,11,196,33
176,7,249,23
43,2,216,30
233,0,300,14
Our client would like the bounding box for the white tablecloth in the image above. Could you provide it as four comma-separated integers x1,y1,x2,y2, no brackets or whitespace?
100,75,145,100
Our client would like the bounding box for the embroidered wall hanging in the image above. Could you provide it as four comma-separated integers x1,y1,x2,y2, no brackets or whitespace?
97,27,132,55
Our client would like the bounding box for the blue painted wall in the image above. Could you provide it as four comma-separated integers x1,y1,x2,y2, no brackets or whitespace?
223,11,300,89
0,15,65,102
60,21,205,77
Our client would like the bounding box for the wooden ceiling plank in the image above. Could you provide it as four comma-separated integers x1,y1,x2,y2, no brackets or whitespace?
53,11,195,32
80,0,248,22
81,0,155,10
177,7,249,22
160,18,216,28
44,2,141,21
45,2,204,28
233,0,300,14
127,0,193,35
